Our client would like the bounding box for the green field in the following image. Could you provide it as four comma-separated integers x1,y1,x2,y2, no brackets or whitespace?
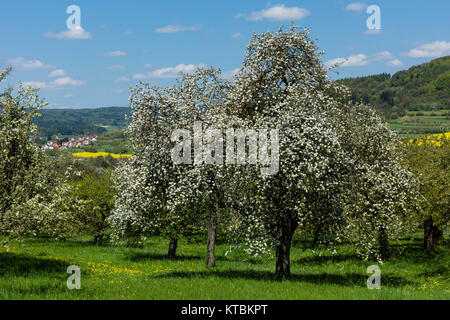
389,110,450,137
1,236,448,300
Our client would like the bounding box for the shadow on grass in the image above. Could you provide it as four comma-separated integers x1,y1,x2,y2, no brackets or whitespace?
294,253,361,266
415,266,449,279
216,256,266,264
152,269,413,287
126,252,203,262
0,252,68,277
389,242,447,263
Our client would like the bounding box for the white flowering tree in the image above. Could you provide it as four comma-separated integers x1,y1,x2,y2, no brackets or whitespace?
0,67,86,245
24,165,85,241
0,68,51,244
109,82,185,257
111,27,416,276
334,104,417,261
0,67,46,245
110,68,232,264
166,68,234,267
226,27,416,278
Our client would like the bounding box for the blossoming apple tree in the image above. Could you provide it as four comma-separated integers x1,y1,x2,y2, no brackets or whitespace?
226,26,416,277
0,67,83,245
110,68,233,265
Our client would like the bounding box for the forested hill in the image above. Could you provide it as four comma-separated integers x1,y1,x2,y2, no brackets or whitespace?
339,56,450,119
34,57,449,137
34,106,130,137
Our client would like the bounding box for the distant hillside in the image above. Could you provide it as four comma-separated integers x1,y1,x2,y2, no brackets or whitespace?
34,58,450,138
339,56,450,119
34,107,130,137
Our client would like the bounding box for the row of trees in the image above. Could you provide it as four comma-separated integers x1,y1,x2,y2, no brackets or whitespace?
340,55,450,119
1,27,448,279
0,68,115,245
404,138,449,250
109,27,421,278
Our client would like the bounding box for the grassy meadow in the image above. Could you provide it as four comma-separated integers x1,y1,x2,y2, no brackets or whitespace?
389,109,450,138
0,236,448,300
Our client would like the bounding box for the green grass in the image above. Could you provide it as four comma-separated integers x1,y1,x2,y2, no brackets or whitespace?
0,236,448,300
406,110,450,117
389,122,449,137
389,111,450,138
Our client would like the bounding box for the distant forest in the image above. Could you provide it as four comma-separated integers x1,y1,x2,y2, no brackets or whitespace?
339,56,450,119
34,56,450,137
34,107,130,137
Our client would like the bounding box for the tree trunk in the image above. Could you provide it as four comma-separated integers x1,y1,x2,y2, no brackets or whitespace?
423,217,443,250
97,235,103,247
378,227,389,261
206,210,217,268
275,217,298,279
93,234,103,246
313,224,321,244
168,237,178,260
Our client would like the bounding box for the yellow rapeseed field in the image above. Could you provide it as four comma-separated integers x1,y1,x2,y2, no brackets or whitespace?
408,132,450,147
72,152,134,159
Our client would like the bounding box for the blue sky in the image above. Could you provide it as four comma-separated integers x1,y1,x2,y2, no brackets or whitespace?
1,0,449,109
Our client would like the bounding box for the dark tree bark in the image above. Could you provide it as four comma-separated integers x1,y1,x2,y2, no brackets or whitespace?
206,209,217,268
93,232,104,246
275,215,298,279
205,183,224,269
378,227,390,261
313,224,321,245
423,217,443,250
168,237,178,260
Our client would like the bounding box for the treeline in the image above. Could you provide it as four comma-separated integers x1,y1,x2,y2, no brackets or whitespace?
339,55,450,119
33,106,130,137
32,57,450,137
1,29,448,281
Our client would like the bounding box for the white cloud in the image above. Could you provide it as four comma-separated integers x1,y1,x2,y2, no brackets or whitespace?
45,27,92,40
124,29,133,35
387,59,403,67
232,32,243,39
405,41,450,58
373,51,394,61
144,64,152,68
345,2,367,12
132,74,147,80
23,78,84,89
114,76,131,82
8,57,53,70
327,51,405,68
113,89,126,94
244,4,310,21
326,54,369,67
49,69,66,77
107,65,126,70
155,25,201,33
64,93,74,98
132,63,204,79
105,50,128,57
22,81,48,89
51,77,85,87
